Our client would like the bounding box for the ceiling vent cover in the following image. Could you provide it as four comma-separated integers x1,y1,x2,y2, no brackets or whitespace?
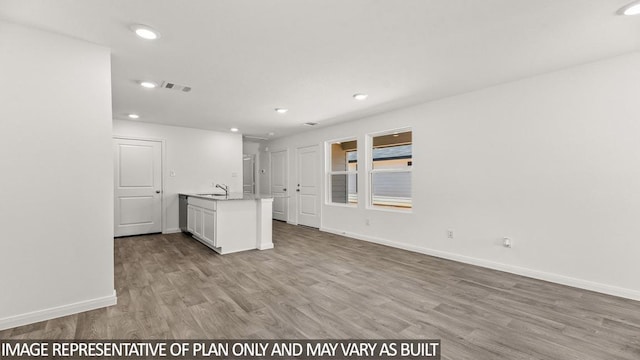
160,81,192,92
244,135,269,141
304,122,318,126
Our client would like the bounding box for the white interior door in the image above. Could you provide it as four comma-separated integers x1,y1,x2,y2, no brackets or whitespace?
296,145,320,228
270,149,288,221
114,138,162,237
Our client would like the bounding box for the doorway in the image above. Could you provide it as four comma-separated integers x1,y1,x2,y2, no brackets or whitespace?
243,154,256,194
113,138,162,237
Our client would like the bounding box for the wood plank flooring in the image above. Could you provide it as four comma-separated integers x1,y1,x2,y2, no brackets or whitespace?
1,221,639,359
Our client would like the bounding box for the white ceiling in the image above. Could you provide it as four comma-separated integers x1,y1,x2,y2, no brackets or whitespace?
1,0,639,139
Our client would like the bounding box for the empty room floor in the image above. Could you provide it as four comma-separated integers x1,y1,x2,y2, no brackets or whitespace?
1,221,639,360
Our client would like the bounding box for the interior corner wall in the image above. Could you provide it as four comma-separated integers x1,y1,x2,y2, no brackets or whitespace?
0,21,115,330
265,51,640,300
112,120,243,232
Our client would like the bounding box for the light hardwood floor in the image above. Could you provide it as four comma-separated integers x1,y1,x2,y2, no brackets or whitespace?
2,221,639,359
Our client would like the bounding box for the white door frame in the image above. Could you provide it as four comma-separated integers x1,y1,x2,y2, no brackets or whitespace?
295,144,321,228
270,148,289,222
113,136,167,234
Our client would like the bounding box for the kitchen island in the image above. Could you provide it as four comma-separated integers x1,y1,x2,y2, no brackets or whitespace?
180,193,273,254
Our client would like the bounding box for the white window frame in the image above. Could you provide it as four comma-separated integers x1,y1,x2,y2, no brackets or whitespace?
325,137,358,207
366,127,413,213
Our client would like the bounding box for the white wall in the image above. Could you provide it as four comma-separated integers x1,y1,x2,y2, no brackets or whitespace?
0,21,115,329
113,120,243,232
266,51,640,300
243,140,261,156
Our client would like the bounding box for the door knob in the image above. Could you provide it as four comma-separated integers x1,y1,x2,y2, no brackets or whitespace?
283,188,287,191
296,189,300,192
155,190,161,193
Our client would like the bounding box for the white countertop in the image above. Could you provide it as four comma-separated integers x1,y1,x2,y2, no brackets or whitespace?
181,193,274,201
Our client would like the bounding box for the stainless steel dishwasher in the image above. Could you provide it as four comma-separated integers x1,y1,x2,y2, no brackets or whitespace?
179,194,189,233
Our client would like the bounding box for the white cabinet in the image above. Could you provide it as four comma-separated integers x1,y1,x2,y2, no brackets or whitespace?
187,198,217,248
201,208,216,246
187,204,206,239
187,205,196,233
194,207,203,238
185,195,272,254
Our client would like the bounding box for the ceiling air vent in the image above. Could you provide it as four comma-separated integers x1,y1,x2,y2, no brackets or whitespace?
160,81,192,92
243,135,269,141
304,122,318,126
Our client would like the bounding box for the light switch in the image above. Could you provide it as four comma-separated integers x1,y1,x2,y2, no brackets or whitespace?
170,170,176,177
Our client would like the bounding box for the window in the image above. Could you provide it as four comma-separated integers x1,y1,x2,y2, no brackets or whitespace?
327,139,358,205
369,129,412,210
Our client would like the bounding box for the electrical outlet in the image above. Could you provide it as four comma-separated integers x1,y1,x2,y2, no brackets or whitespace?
169,170,176,177
447,229,454,239
503,237,512,248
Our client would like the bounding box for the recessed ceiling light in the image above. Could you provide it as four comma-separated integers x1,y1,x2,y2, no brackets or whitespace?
230,127,239,132
131,24,160,40
128,113,140,119
139,81,158,88
618,1,640,15
353,93,368,100
275,108,288,114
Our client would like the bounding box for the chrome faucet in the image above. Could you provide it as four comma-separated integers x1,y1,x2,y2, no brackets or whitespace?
215,183,229,196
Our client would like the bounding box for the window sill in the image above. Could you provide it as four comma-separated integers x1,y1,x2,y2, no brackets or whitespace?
325,202,358,209
366,205,412,214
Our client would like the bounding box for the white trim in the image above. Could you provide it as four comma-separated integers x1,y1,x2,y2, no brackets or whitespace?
325,135,359,145
366,126,413,138
320,226,640,301
366,205,412,214
0,291,117,331
325,137,359,207
366,127,413,211
163,228,182,234
325,203,358,209
257,243,274,250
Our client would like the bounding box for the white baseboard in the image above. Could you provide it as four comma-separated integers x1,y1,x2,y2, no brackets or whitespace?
0,290,117,331
258,243,274,250
163,228,182,234
320,227,640,301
